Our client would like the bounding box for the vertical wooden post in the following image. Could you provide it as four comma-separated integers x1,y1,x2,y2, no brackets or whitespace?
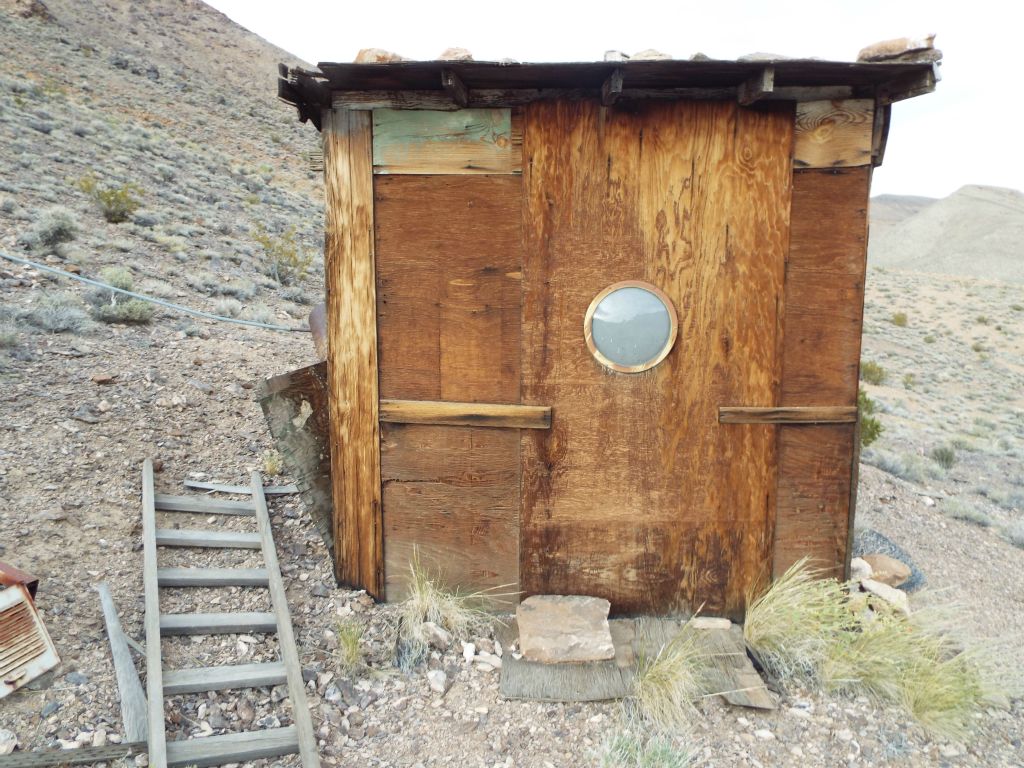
321,108,383,597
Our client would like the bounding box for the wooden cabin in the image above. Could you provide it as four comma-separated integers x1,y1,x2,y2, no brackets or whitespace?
277,51,938,618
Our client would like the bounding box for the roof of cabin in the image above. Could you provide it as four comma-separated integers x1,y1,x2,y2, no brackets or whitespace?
279,47,940,130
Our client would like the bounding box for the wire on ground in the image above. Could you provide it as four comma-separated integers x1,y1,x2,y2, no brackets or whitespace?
1,250,311,333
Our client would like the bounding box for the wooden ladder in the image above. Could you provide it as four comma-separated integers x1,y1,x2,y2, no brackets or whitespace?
141,459,319,768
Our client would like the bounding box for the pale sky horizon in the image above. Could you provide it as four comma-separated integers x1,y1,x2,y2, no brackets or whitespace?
208,0,1021,200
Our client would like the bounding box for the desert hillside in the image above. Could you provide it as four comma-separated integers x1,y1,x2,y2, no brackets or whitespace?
869,185,1024,283
1,2,1022,767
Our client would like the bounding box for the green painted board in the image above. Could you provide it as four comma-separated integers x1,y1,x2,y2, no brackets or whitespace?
372,108,521,174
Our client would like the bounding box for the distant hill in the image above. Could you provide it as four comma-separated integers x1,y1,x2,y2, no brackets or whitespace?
869,186,1024,283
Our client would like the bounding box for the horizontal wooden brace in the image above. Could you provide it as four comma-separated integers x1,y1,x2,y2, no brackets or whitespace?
332,85,865,111
719,406,858,424
380,399,551,429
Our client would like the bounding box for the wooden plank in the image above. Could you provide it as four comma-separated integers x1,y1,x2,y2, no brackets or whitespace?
372,108,521,174
162,661,286,694
0,742,146,767
140,459,166,767
380,399,550,429
375,172,523,602
322,108,383,596
154,494,255,515
794,99,874,168
258,362,334,555
871,102,891,167
159,612,277,636
601,68,624,106
773,168,869,578
154,529,262,549
157,567,270,588
520,99,793,618
183,480,298,495
719,406,857,424
95,583,147,742
381,425,520,604
165,726,298,768
250,474,319,768
701,625,776,709
375,175,523,403
441,68,468,107
738,67,774,106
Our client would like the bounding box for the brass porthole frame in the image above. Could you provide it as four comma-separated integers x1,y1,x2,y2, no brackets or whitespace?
583,280,679,373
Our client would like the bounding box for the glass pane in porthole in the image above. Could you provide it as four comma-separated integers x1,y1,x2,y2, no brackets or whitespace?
586,283,677,372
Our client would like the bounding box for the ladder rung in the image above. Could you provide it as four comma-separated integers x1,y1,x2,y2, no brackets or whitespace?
155,493,255,515
163,661,287,694
160,612,277,636
165,725,298,767
157,567,270,587
155,528,261,549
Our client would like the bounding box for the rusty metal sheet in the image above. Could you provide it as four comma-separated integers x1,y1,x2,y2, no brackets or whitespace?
0,585,60,699
0,561,39,599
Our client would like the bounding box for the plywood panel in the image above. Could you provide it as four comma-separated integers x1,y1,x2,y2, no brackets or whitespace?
521,100,794,618
774,166,871,578
372,109,522,174
375,175,523,402
381,424,519,602
773,425,856,578
794,100,874,168
322,108,382,596
374,174,523,601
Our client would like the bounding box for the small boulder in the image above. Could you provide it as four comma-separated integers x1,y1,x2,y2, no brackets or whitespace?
426,669,447,694
860,578,910,615
849,557,873,581
437,47,473,61
354,48,408,63
421,621,452,651
861,553,911,588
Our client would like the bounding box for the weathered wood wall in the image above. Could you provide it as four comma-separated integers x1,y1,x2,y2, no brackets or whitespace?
520,100,793,618
374,174,523,601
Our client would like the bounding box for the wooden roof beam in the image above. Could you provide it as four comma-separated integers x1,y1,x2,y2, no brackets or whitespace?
441,69,469,107
738,66,774,106
601,68,624,106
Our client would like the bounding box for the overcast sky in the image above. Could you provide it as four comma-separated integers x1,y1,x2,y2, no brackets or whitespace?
208,0,1019,199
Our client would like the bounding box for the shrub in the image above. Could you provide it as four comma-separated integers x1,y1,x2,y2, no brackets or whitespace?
23,206,78,248
929,445,956,470
0,322,18,348
1005,521,1024,549
858,388,883,448
26,292,91,333
243,305,275,325
902,373,916,390
253,224,312,285
923,335,936,344
85,268,154,324
98,266,133,290
890,312,908,327
77,174,141,223
940,498,991,527
262,449,283,476
860,360,887,385
213,297,242,318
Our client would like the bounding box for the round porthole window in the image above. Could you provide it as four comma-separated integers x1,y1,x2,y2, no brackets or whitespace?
584,281,678,373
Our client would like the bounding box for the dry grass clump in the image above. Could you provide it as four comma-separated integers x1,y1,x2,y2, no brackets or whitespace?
396,550,498,671
745,561,1016,740
600,728,697,768
335,616,365,676
743,558,850,685
630,620,706,732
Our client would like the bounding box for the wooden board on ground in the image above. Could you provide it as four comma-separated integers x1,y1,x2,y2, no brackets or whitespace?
258,361,334,555
0,742,146,767
699,624,777,710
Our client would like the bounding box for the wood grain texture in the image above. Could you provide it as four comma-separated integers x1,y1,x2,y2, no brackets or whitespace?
380,424,520,604
96,583,147,742
719,406,857,424
322,108,383,596
774,167,871,578
520,99,794,618
140,459,167,767
372,109,521,174
794,99,874,168
375,173,523,602
380,399,550,429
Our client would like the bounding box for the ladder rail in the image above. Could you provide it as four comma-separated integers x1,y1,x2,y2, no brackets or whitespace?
250,472,320,768
141,459,168,767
